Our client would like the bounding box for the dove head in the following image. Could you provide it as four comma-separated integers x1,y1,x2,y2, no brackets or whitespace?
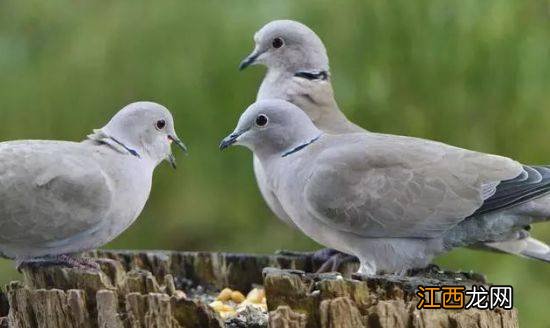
220,99,322,159
94,101,187,168
239,20,329,72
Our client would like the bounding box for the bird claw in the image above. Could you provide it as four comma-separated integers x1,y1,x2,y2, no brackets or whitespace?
276,248,358,273
275,249,316,257
405,264,441,276
16,255,100,272
313,248,358,273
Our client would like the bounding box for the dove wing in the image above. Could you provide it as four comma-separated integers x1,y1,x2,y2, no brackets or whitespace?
303,134,522,238
0,141,114,246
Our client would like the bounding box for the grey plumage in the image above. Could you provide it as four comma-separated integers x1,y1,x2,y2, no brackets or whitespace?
0,102,185,266
221,99,550,274
240,20,363,231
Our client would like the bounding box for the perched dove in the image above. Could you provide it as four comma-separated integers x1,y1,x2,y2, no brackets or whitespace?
221,99,550,275
0,101,186,269
240,20,363,268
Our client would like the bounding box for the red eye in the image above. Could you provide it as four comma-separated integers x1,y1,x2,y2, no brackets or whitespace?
272,37,284,49
156,120,166,130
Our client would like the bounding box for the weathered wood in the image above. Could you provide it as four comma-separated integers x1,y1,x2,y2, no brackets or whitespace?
0,250,519,327
319,297,365,328
96,290,124,328
269,306,307,328
263,267,518,328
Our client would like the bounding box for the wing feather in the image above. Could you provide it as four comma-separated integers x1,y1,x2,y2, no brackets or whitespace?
303,134,522,238
0,141,113,246
471,166,550,216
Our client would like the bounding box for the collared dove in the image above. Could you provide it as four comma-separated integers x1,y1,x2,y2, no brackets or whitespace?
221,99,550,275
0,101,187,269
240,20,363,268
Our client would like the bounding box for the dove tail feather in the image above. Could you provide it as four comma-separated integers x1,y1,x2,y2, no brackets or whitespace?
484,237,550,263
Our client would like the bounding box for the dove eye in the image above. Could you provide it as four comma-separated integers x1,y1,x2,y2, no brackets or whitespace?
255,114,269,127
272,37,284,49
155,119,166,130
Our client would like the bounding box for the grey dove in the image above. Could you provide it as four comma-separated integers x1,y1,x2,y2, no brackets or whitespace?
221,99,550,275
240,20,363,268
0,101,186,269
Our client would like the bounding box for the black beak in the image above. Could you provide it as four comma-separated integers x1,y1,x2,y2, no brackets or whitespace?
169,136,188,154
167,154,177,169
219,132,241,150
239,53,259,70
166,136,187,170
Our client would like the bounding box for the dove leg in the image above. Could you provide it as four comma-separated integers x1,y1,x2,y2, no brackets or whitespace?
315,251,358,273
311,248,340,263
275,249,317,257
16,254,100,272
276,248,358,273
276,248,343,259
406,263,441,276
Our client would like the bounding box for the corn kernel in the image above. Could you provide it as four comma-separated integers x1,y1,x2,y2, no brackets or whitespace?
246,288,265,304
209,300,224,311
231,290,246,303
216,288,233,302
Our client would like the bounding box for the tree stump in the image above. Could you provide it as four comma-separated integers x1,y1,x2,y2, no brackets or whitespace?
0,250,518,327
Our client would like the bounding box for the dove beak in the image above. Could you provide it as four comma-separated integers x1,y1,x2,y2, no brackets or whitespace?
167,154,177,169
219,131,243,150
168,135,188,154
239,50,262,70
166,135,188,170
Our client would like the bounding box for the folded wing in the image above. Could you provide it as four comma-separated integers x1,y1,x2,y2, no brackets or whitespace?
471,165,550,216
0,141,113,247
304,134,523,238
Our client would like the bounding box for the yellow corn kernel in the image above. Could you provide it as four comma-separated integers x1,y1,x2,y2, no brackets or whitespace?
246,288,265,304
216,288,233,302
231,290,246,303
209,300,224,311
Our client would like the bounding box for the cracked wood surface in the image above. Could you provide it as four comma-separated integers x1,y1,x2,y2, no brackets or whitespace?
0,250,518,328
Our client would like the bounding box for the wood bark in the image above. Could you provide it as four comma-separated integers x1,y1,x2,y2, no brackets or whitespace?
0,250,518,328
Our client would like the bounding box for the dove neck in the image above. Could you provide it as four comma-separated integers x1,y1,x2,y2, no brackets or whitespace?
86,129,143,159
314,105,364,134
261,69,363,135
253,127,322,164
281,133,323,158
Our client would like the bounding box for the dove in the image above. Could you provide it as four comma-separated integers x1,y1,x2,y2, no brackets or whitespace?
240,20,363,269
239,19,361,134
0,101,187,270
221,99,550,275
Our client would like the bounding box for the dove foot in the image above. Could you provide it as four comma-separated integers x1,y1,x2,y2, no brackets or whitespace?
275,249,316,257
406,263,441,276
313,248,358,273
16,254,100,272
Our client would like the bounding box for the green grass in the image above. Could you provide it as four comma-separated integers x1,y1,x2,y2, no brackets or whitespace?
0,0,549,326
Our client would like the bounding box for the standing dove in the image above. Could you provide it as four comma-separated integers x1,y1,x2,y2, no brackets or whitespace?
221,99,550,275
240,20,363,269
0,101,187,269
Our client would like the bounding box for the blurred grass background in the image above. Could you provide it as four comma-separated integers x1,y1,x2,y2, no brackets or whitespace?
0,0,549,325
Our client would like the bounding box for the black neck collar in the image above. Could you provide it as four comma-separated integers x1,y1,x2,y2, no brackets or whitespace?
108,136,140,158
282,134,322,157
294,70,329,81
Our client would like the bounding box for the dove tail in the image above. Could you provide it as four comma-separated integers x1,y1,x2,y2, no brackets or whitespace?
484,237,550,263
